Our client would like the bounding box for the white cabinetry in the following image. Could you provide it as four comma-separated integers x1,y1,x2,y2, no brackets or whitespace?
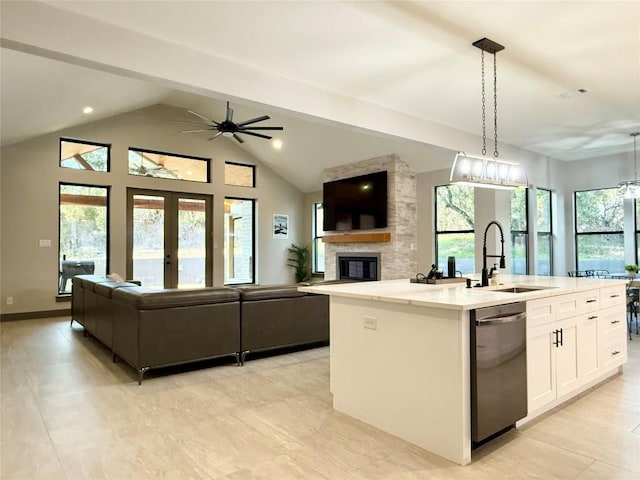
526,285,626,415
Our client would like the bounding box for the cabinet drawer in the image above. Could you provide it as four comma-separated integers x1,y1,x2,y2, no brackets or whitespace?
599,334,627,370
556,290,599,319
599,284,626,309
597,305,626,337
527,297,555,327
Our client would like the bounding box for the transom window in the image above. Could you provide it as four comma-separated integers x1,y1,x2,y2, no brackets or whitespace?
60,138,110,171
128,148,209,182
225,162,255,187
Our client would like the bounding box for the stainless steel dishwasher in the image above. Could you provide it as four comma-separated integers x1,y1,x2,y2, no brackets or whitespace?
471,302,527,445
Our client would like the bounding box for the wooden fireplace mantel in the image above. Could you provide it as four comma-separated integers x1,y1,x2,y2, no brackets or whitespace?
322,232,391,244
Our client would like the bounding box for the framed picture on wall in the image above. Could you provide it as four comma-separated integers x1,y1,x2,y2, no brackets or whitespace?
273,214,289,239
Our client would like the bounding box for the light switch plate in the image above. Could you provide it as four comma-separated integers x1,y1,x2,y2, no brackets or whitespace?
39,239,52,247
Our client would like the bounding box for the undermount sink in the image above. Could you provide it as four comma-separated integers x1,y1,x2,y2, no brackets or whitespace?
491,286,551,293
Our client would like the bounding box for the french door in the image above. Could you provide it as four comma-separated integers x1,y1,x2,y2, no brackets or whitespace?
126,189,213,289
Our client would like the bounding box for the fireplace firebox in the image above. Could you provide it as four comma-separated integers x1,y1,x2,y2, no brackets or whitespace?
337,252,380,281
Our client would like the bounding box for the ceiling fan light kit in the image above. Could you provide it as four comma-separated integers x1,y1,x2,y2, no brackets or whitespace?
176,101,283,144
619,132,640,199
450,37,528,190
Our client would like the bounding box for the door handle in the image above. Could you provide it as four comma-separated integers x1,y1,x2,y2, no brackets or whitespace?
586,299,597,303
553,329,559,347
559,328,563,346
588,315,598,320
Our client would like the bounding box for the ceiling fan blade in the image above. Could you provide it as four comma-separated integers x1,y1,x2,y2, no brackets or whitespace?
188,110,219,125
237,130,273,140
233,133,245,143
173,120,212,127
226,102,234,122
180,129,213,133
236,115,270,127
208,132,223,141
238,126,284,131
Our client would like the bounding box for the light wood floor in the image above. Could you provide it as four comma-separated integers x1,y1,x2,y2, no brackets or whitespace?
1,316,639,479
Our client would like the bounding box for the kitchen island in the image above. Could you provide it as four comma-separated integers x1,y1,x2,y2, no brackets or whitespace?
299,274,629,465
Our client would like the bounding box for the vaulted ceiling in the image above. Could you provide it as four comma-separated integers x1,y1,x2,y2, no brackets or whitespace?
1,1,639,192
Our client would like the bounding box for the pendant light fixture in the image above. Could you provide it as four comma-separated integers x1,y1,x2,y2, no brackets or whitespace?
450,38,528,189
618,132,640,199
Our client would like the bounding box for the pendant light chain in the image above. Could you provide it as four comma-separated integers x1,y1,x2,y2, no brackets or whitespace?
481,50,487,156
493,52,499,158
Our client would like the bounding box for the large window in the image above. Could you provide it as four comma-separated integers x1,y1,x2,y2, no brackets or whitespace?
537,189,553,275
60,138,110,171
510,188,528,274
435,185,475,274
128,148,210,182
313,203,325,273
575,188,624,272
224,198,255,284
58,183,109,294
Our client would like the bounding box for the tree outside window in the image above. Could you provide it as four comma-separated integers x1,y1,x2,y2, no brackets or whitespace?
59,183,109,293
536,189,553,275
575,188,624,273
435,185,475,274
510,188,528,274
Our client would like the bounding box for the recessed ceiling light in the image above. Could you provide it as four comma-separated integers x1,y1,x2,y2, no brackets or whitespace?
82,106,94,114
272,138,283,150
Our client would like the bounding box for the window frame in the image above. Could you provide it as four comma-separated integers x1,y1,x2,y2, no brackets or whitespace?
59,137,111,172
510,188,529,275
223,196,256,285
224,161,256,188
58,181,110,295
434,184,475,275
313,202,325,274
536,188,553,276
128,146,211,183
574,187,625,272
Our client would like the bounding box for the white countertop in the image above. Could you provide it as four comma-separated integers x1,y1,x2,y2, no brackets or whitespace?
298,274,629,311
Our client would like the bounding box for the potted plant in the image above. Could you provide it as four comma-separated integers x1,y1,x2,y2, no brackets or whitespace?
625,264,639,277
287,244,311,283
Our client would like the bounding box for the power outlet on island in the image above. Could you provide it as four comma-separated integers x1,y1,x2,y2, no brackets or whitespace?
363,315,377,330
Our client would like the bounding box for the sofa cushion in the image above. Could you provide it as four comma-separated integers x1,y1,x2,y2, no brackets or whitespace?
74,275,110,288
94,281,140,298
112,286,240,309
236,285,307,301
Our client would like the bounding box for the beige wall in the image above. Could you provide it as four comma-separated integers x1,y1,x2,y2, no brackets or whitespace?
0,104,305,315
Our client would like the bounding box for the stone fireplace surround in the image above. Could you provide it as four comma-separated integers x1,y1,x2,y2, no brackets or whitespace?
322,154,417,281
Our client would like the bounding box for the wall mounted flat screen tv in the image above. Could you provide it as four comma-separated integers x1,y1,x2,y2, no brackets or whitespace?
323,171,388,231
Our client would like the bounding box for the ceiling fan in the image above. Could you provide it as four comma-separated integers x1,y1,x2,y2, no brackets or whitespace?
175,101,283,144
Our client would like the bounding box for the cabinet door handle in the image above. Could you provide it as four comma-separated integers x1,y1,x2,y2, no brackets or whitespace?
559,327,564,347
586,299,597,303
553,329,559,347
588,315,598,320
610,294,620,298
611,320,621,324
611,350,621,356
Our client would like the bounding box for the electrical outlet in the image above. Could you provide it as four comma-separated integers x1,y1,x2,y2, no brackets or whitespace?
6,297,13,305
363,315,377,330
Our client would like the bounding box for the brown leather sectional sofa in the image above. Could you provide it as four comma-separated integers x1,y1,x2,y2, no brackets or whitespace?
71,276,329,384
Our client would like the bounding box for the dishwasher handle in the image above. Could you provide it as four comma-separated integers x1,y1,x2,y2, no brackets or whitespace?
476,311,526,326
